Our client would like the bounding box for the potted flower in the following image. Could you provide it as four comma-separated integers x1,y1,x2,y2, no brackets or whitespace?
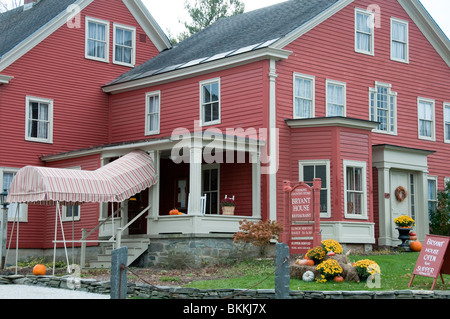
394,215,415,248
221,197,236,215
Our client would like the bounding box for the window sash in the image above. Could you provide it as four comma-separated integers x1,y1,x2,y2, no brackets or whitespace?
418,99,435,139
114,27,134,65
146,92,160,135
327,81,345,117
201,80,220,125
355,10,374,54
87,22,107,59
344,161,367,218
294,75,314,118
202,167,219,214
391,19,408,62
444,105,450,141
370,84,396,134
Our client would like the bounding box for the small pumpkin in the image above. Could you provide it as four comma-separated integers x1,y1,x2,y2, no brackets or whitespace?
296,259,309,266
409,235,418,241
333,275,344,283
302,271,315,282
410,241,422,252
409,231,416,236
305,259,315,266
169,208,180,215
327,251,335,256
33,264,46,276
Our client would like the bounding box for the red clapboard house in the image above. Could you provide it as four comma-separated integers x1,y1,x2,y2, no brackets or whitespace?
1,0,449,268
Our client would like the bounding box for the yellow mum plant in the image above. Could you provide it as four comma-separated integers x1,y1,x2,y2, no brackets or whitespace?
394,215,415,228
353,259,380,280
316,259,343,281
306,246,326,264
321,239,343,254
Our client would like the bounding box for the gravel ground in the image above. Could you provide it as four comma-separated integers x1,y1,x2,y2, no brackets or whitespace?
0,285,110,299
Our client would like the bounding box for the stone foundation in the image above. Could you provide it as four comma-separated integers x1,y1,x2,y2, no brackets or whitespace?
135,234,275,268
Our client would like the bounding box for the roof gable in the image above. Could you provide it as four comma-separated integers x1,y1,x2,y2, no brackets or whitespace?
0,0,171,72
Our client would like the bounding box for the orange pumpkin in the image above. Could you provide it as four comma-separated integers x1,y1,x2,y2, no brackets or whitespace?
333,275,344,283
305,259,315,266
33,264,46,276
410,241,422,252
169,209,180,215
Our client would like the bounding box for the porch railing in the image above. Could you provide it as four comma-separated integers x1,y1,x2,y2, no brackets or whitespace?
115,205,151,248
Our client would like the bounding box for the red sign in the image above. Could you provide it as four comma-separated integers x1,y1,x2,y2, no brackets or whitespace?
290,240,314,254
409,234,450,290
290,184,313,221
291,224,314,238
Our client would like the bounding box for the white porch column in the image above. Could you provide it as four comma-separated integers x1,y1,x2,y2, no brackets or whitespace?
189,145,203,215
377,167,392,246
252,150,261,219
416,171,429,242
148,150,160,223
268,58,278,221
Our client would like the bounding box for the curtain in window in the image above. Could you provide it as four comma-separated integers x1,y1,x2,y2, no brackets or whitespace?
88,22,106,59
346,167,363,215
356,12,372,52
115,28,133,64
28,102,49,139
294,77,312,118
327,83,344,116
419,101,433,137
147,95,160,132
428,179,437,213
392,22,406,60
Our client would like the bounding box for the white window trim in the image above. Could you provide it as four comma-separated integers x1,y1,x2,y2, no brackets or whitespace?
199,78,221,127
343,160,368,220
355,8,375,56
299,160,331,218
1,167,28,222
85,16,110,63
326,79,347,117
417,97,436,141
390,17,409,63
201,163,220,214
444,102,450,144
25,96,53,144
113,23,136,67
145,91,161,136
369,82,398,135
427,175,438,212
293,72,315,119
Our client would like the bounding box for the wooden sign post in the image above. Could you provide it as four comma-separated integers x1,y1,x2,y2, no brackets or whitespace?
283,179,321,254
409,234,450,291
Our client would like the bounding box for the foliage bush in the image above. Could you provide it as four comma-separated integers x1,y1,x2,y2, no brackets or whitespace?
429,181,450,236
233,219,283,255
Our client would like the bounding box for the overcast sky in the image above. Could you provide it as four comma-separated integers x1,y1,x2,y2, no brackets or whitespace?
141,0,450,38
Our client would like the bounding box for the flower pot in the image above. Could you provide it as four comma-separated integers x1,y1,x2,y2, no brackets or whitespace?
396,227,411,249
222,206,235,215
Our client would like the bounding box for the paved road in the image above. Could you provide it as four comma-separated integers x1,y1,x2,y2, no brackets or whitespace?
0,285,110,299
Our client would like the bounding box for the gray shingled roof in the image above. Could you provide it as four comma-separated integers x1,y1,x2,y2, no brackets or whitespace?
107,0,340,86
0,0,77,58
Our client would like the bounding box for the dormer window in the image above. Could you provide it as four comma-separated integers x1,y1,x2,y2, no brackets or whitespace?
113,24,136,67
85,17,110,62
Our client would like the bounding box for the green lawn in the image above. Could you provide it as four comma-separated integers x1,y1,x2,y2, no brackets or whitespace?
185,252,450,291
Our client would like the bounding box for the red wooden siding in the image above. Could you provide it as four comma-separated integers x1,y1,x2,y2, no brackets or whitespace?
109,61,266,144
276,0,450,220
0,0,159,168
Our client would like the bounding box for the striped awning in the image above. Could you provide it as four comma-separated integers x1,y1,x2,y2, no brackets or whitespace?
6,150,157,205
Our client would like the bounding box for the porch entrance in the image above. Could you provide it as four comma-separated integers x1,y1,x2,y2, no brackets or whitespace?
128,189,149,235
390,170,416,235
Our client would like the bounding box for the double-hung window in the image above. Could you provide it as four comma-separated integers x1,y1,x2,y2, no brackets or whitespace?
25,96,53,143
145,91,160,135
370,82,397,134
299,160,331,217
344,160,367,218
326,80,346,117
427,176,437,215
200,78,220,126
86,17,109,62
444,103,450,143
113,24,136,66
293,73,315,119
418,98,435,141
355,8,374,55
391,18,409,63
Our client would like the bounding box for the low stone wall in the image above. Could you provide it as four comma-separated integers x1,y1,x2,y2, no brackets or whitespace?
1,275,449,299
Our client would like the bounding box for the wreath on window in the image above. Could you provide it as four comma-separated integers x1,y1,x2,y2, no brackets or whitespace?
395,186,408,202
